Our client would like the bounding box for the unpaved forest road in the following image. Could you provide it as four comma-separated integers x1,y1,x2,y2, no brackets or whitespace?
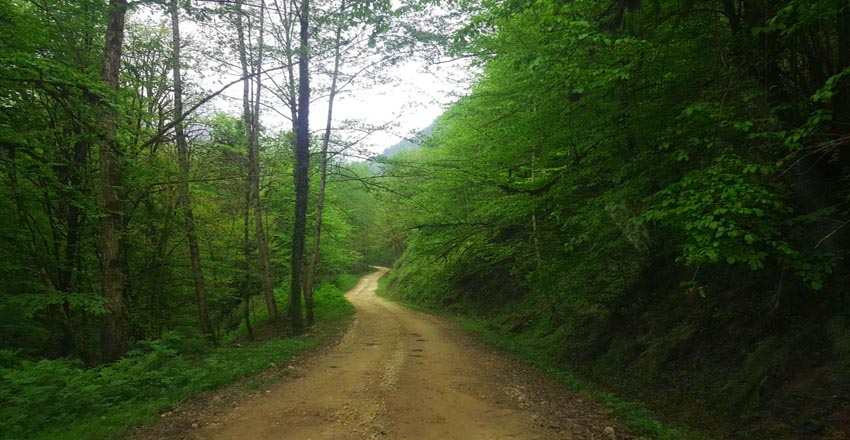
154,268,633,440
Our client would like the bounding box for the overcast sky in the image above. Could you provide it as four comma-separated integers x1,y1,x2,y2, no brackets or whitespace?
129,4,473,156
325,58,471,153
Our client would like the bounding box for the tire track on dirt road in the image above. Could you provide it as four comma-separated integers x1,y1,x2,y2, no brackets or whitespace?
142,268,634,440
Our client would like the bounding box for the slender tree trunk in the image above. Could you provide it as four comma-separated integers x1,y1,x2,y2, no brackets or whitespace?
529,149,558,319
251,0,279,322
170,0,215,342
243,184,256,340
243,294,255,340
99,0,129,363
839,10,850,72
236,0,279,321
151,194,175,339
721,0,740,36
289,0,310,334
529,150,542,269
303,1,345,326
835,9,850,124
55,133,89,359
272,0,298,129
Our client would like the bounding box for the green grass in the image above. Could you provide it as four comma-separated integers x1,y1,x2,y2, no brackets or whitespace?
0,278,357,440
374,274,390,298
378,276,710,440
332,272,362,292
221,272,359,344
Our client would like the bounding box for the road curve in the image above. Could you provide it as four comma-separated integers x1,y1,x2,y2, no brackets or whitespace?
191,268,626,440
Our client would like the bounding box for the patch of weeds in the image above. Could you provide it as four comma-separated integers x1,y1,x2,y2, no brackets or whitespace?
1,277,358,440
333,273,362,292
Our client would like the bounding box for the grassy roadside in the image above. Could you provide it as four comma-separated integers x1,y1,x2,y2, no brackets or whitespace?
376,275,710,440
1,274,360,440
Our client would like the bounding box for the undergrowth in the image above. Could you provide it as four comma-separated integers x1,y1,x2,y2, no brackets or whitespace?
0,275,358,440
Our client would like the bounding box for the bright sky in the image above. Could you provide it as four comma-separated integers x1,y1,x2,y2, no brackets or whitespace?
128,4,474,156
305,1,475,154
327,58,470,153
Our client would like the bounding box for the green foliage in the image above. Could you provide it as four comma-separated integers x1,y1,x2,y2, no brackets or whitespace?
0,279,355,440
718,338,790,421
0,0,387,360
332,273,362,292
378,0,850,437
3,0,850,438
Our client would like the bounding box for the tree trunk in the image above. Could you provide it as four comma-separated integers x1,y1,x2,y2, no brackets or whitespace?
271,0,299,129
170,0,215,342
289,0,310,334
99,0,129,363
529,149,558,319
251,0,279,323
303,1,345,326
54,131,89,360
835,8,850,125
243,294,255,340
243,166,255,340
236,0,279,321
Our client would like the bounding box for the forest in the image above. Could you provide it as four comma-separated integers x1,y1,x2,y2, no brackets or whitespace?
2,0,850,439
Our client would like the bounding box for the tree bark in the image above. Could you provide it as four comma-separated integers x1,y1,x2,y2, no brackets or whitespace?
99,0,129,363
303,1,345,326
236,0,279,321
243,163,255,340
170,0,215,342
529,148,558,319
835,8,850,125
271,0,298,129
251,0,279,323
290,0,310,333
53,129,90,359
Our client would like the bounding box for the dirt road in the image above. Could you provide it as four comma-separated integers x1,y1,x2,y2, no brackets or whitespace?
155,268,631,440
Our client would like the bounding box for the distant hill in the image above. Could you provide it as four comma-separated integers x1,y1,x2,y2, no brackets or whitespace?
380,122,435,158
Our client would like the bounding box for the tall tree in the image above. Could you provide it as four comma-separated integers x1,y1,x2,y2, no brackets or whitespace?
235,0,279,321
98,0,130,362
270,0,299,129
250,0,279,323
170,0,215,341
303,0,345,326
289,0,310,333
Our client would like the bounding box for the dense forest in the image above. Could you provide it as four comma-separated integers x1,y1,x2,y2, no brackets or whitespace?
0,0,402,437
2,0,850,439
380,0,850,439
